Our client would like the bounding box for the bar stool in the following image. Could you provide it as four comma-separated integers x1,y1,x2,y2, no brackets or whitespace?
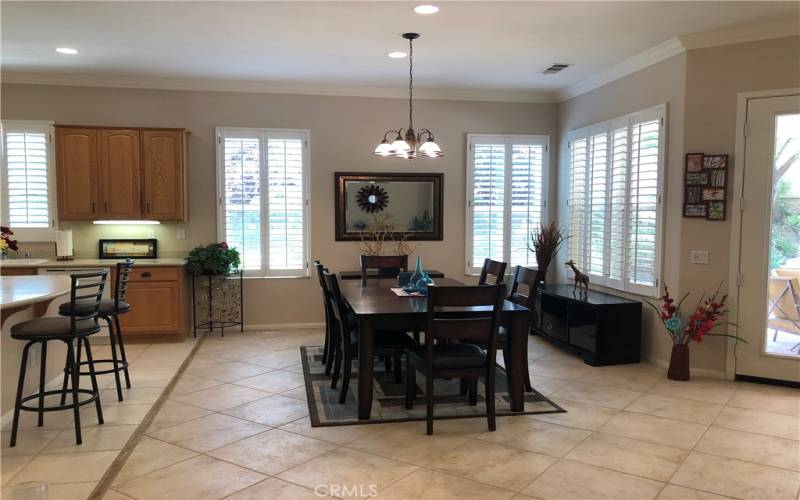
9,270,108,447
59,259,134,402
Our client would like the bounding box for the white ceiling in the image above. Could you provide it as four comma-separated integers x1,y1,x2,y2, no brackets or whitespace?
2,1,797,101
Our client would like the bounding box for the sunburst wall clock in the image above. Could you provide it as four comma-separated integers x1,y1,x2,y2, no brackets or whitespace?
356,184,389,213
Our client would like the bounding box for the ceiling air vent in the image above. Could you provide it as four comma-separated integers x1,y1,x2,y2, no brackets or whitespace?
542,63,572,75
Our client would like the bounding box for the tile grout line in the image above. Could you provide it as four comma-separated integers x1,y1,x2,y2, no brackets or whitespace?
87,336,206,500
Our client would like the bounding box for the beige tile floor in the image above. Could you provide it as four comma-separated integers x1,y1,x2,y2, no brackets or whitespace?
1,339,197,500
7,329,799,500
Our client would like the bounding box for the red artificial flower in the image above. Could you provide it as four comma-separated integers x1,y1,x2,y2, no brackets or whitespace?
218,241,229,250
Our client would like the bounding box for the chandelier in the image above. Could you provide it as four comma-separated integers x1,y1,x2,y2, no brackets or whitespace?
373,33,443,159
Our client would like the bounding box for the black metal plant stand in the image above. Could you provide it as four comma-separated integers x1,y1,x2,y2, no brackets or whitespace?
191,271,244,338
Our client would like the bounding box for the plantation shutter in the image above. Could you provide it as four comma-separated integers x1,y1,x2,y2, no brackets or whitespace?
218,128,309,277
1,122,56,241
221,134,262,272
587,132,608,278
469,142,506,272
509,143,545,268
566,105,664,296
626,114,662,293
568,136,588,272
266,136,306,273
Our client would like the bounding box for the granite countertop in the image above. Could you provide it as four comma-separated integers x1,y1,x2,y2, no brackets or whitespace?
0,258,187,269
0,275,71,309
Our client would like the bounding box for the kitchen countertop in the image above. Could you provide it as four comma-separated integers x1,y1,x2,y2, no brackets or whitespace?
0,275,71,310
0,258,187,269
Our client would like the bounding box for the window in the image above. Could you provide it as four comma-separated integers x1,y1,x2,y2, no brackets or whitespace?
216,128,309,277
466,134,548,274
0,121,56,241
567,105,665,296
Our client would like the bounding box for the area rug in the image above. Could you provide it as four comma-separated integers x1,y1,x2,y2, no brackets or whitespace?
300,346,565,426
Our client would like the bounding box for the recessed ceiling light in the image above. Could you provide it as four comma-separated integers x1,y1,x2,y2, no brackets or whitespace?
387,51,408,59
55,47,78,55
414,4,439,14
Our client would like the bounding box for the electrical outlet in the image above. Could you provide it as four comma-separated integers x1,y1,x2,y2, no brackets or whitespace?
690,250,709,264
176,228,186,239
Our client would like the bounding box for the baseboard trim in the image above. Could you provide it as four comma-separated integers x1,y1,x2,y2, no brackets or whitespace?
642,354,727,380
243,322,324,331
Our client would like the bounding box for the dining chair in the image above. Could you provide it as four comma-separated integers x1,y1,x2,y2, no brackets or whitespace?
478,258,507,285
404,283,505,435
501,265,543,392
314,261,335,374
360,255,408,285
323,270,416,404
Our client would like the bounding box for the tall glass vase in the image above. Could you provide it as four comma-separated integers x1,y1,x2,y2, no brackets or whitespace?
404,256,424,293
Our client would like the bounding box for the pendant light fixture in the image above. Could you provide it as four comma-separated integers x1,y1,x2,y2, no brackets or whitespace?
373,33,443,159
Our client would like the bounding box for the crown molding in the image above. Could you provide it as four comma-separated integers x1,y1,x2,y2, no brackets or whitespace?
0,71,559,104
679,17,799,51
556,37,686,102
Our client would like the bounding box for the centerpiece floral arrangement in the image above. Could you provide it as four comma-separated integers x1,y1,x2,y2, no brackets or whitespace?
646,285,743,380
0,226,19,258
186,242,240,276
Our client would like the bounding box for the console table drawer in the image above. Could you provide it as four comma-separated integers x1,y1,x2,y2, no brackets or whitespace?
541,294,568,342
569,303,598,353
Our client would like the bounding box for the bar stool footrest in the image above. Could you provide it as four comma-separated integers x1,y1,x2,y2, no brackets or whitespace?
66,358,129,377
17,389,99,413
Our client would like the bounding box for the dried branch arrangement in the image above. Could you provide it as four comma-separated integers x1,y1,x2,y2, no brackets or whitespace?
356,214,420,256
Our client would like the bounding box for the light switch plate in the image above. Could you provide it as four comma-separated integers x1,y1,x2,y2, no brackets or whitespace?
176,228,186,239
690,250,709,264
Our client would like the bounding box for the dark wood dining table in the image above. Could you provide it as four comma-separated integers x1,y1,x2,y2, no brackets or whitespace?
339,277,531,420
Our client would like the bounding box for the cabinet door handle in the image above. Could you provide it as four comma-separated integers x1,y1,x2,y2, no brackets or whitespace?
140,271,152,278
104,202,108,212
91,201,96,213
146,201,151,213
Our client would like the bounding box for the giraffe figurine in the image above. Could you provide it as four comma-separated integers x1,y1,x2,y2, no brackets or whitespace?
565,260,590,294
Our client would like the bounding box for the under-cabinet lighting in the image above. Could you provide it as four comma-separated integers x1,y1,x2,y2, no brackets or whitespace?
92,220,160,225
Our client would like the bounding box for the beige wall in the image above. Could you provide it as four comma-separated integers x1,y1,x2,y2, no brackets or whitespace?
1,84,558,326
556,53,687,369
556,36,800,374
680,35,800,373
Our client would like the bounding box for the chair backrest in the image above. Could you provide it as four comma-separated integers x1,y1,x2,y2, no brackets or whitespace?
360,255,408,285
478,258,507,285
507,265,541,309
113,258,134,309
424,284,505,368
69,269,108,332
315,260,334,321
322,269,349,328
769,276,800,321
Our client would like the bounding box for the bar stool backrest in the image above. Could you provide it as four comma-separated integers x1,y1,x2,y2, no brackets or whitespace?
69,270,108,333
114,259,134,310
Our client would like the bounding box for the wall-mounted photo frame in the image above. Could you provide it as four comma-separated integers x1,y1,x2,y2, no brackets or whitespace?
686,153,704,172
702,188,725,201
334,172,444,241
684,204,708,217
709,170,726,187
703,154,728,170
686,172,709,185
685,186,702,204
707,201,726,221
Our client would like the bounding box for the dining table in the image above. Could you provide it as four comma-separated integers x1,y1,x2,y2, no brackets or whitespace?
339,277,531,420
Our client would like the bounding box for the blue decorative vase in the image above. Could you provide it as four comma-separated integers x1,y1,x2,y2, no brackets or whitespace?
403,256,424,293
417,271,435,296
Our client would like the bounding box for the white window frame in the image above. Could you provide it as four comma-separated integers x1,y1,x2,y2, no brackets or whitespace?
215,127,310,278
567,104,666,297
465,133,550,275
0,120,58,241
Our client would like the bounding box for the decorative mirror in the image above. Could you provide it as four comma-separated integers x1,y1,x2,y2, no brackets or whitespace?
335,172,443,241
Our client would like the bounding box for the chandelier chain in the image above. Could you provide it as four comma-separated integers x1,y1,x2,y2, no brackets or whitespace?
408,35,414,130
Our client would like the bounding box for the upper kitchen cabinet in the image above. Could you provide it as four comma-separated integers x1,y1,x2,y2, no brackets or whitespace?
142,130,188,221
56,127,99,220
55,126,188,222
99,129,141,219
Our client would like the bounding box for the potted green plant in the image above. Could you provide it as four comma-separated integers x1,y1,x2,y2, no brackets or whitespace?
186,242,240,276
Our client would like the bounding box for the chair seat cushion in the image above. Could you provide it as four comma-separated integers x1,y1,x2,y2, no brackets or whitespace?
58,299,131,317
11,317,101,340
406,343,487,369
349,329,416,349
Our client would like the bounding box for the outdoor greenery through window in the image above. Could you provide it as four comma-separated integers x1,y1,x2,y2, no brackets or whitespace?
769,113,800,269
567,105,665,296
216,128,309,277
466,134,548,274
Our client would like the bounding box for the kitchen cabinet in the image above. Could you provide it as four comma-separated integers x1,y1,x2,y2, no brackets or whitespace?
99,129,141,219
55,126,188,222
113,265,187,342
56,128,98,220
142,130,187,221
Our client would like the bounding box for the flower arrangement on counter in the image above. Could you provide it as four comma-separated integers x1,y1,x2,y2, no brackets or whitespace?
0,226,18,258
186,242,241,276
646,284,744,380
